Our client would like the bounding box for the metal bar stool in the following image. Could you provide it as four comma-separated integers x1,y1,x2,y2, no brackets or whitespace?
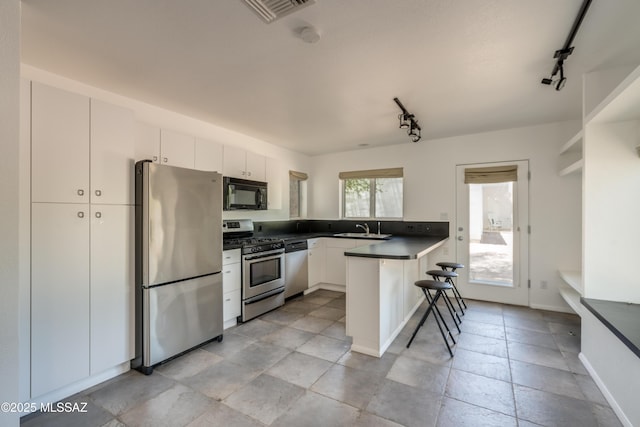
426,269,463,325
407,279,456,357
436,261,467,311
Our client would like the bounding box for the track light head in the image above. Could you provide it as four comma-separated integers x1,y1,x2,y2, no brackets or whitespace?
394,97,422,143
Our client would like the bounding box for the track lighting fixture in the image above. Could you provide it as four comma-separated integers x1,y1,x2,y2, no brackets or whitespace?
394,97,421,143
541,0,592,91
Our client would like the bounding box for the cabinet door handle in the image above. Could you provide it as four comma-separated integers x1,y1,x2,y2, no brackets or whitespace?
224,270,231,274
247,171,252,177
77,211,85,218
153,155,158,162
95,212,102,219
163,157,168,163
95,190,102,197
77,189,84,196
241,171,246,175
225,298,231,302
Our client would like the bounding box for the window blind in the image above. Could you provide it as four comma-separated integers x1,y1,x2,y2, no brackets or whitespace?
289,170,308,181
338,167,403,180
464,165,517,184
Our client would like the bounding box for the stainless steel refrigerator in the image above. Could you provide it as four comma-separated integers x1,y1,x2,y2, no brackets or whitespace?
132,161,223,374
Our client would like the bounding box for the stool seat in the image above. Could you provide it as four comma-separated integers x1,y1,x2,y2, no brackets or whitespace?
427,269,458,279
437,261,464,270
415,279,452,291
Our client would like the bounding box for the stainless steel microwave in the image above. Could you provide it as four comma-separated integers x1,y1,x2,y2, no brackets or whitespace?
223,176,268,210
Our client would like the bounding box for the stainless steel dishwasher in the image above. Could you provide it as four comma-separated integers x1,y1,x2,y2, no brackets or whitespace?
284,239,308,299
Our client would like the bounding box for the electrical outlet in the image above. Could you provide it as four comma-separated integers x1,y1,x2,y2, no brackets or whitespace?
540,280,548,289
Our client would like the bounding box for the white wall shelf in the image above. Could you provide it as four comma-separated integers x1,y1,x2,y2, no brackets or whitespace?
560,130,584,154
559,158,584,176
558,270,583,316
558,130,583,176
559,270,583,295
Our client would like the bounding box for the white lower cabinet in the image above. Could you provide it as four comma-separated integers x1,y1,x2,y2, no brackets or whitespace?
222,249,241,328
307,239,326,287
324,239,379,286
90,205,134,374
31,202,134,397
31,203,90,397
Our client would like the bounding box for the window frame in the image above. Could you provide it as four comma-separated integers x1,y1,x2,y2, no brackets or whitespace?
341,176,404,219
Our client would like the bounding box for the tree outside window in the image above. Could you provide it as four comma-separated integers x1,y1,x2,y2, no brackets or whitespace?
342,176,403,218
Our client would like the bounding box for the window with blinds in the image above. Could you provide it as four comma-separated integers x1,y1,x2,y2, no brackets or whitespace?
289,170,308,218
339,168,403,218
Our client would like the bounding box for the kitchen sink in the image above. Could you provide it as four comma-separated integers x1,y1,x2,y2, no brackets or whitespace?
333,232,392,239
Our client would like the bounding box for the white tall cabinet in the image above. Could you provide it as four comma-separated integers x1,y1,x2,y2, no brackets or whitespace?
29,82,134,399
31,203,90,397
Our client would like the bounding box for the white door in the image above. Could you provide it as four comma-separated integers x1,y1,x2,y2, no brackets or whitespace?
455,161,529,306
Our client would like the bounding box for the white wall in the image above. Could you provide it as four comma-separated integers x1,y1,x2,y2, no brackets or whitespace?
21,65,312,222
583,120,640,303
0,0,21,425
310,121,582,311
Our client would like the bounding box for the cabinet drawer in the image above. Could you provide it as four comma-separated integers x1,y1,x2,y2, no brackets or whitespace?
223,290,241,321
308,238,324,249
223,263,241,293
223,249,241,265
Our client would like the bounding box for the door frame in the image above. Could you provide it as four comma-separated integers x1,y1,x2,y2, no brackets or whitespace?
455,160,530,306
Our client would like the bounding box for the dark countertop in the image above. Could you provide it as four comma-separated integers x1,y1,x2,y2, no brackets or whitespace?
581,297,640,359
223,233,448,257
344,236,448,260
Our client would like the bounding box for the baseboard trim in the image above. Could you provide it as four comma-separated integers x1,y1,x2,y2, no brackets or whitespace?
529,303,575,314
305,283,345,294
23,362,129,417
579,352,632,427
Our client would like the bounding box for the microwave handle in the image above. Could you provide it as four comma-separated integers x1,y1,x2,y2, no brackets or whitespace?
256,189,264,208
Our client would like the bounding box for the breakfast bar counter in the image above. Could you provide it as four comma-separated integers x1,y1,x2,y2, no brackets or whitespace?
344,236,448,357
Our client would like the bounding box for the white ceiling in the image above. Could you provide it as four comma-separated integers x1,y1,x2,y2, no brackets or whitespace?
20,0,640,155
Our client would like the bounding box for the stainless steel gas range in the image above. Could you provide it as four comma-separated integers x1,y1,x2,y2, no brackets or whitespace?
223,219,285,322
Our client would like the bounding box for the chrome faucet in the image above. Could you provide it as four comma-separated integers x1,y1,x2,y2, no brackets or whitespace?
356,223,369,234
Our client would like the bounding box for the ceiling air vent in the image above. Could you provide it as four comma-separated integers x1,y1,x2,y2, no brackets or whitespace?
242,0,315,24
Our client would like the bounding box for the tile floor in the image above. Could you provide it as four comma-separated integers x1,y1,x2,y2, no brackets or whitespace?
21,290,623,427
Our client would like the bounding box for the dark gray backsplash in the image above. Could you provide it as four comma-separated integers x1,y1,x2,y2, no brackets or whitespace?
252,219,448,238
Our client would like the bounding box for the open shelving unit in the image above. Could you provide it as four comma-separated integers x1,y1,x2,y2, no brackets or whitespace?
558,270,583,316
558,130,584,176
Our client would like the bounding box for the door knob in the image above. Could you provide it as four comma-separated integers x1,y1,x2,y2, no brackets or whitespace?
457,236,463,241
458,226,464,232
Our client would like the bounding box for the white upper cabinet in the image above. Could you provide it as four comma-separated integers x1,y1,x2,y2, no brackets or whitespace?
32,82,90,203
246,151,266,181
90,99,135,204
195,137,223,172
223,145,266,181
134,122,161,163
32,82,135,205
160,129,195,169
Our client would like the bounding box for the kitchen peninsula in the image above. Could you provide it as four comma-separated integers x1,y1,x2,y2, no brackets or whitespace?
344,236,448,357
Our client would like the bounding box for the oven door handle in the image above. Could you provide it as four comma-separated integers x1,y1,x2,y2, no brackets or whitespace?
244,287,285,305
243,250,284,261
